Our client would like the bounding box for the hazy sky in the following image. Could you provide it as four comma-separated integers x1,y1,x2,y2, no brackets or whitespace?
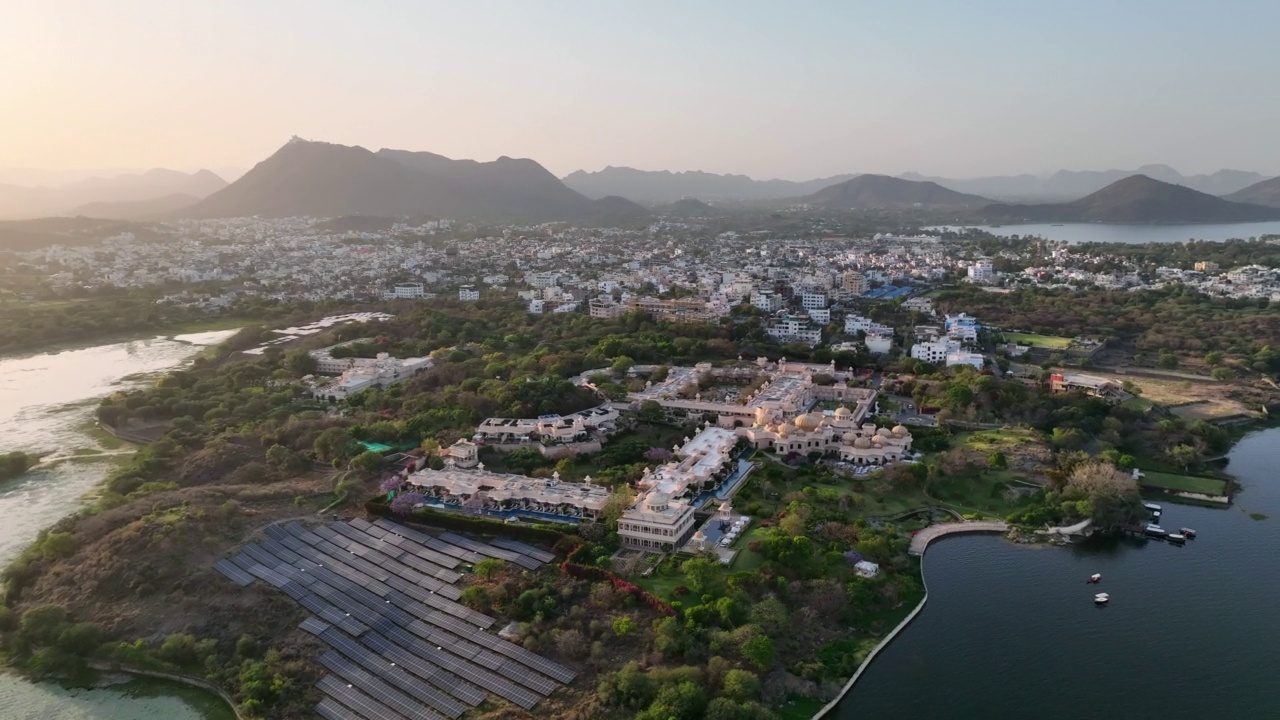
4,0,1278,180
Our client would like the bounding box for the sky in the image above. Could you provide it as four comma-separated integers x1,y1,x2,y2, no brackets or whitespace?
3,0,1279,181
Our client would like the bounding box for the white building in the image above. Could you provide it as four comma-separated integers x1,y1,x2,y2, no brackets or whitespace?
310,353,433,401
766,313,823,346
808,307,831,324
589,296,622,319
968,260,995,282
527,271,560,288
385,282,425,299
800,291,828,310
458,285,480,301
865,333,893,355
910,339,959,365
945,349,986,369
751,290,783,312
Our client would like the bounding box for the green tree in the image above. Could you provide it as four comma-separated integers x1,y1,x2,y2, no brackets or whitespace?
612,616,635,637
637,400,666,424
1204,351,1223,366
474,558,504,579
350,450,385,473
611,355,636,373
681,557,719,595
720,668,761,702
987,451,1008,470
284,350,318,376
740,634,774,670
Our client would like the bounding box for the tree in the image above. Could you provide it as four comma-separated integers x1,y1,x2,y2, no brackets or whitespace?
1166,443,1202,472
1204,351,1223,366
739,633,774,670
987,451,1008,470
313,426,353,464
681,557,719,595
636,680,707,720
1065,461,1139,526
721,669,762,702
611,355,636,373
284,349,318,376
601,486,636,529
637,400,666,424
612,616,635,636
474,558,504,579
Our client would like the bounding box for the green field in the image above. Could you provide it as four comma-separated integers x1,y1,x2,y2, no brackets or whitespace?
1004,332,1073,349
1138,470,1229,496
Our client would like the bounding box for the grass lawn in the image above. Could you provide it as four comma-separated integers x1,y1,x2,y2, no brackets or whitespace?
928,470,1039,517
1138,470,1229,496
731,527,769,570
955,427,1039,453
777,697,826,720
1121,397,1154,412
1004,332,1072,349
633,558,686,600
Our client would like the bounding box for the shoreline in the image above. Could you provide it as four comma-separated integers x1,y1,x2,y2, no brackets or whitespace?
85,663,244,720
0,319,248,360
813,524,1008,719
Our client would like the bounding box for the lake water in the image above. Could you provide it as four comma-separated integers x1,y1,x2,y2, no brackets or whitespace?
0,331,239,720
839,427,1280,718
930,220,1280,244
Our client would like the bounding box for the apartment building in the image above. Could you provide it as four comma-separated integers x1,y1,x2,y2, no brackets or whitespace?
766,313,823,346
751,290,783,312
458,285,480,301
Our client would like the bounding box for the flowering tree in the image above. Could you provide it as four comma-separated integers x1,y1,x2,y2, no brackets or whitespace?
379,476,403,495
390,492,425,516
644,447,673,462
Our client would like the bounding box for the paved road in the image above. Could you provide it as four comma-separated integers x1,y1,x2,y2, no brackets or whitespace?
908,521,1009,556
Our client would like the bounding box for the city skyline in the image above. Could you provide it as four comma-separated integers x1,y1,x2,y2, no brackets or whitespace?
4,0,1279,179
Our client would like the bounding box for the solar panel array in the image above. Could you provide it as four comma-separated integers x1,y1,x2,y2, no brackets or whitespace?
214,518,569,719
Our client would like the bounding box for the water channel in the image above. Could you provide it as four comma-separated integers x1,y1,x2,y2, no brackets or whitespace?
0,332,239,720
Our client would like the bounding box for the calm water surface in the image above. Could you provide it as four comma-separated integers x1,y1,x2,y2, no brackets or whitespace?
0,331,238,720
931,220,1280,244
840,427,1280,718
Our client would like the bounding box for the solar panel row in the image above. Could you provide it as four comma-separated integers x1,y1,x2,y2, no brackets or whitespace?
319,650,446,720
487,537,556,564
357,631,487,707
317,673,409,720
323,522,462,584
346,522,463,571
315,696,364,720
437,532,526,564
314,626,466,718
379,625,540,709
212,559,254,586
371,519,484,564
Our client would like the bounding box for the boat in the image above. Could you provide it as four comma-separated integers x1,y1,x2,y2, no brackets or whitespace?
1144,524,1167,537
1086,573,1102,584
1143,502,1163,512
1094,593,1110,605
1180,527,1197,539
1166,533,1187,544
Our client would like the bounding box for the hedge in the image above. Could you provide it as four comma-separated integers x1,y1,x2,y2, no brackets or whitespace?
366,498,570,547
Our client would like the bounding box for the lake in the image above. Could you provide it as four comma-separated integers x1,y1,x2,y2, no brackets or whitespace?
929,220,1280,244
0,331,239,720
839,426,1280,718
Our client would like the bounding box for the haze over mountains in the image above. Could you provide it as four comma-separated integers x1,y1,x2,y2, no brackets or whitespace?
0,169,227,220
183,139,648,224
978,175,1280,224
565,164,1271,205
1225,176,1280,208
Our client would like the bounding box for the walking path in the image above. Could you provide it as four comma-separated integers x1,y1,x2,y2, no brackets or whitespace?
908,520,1008,556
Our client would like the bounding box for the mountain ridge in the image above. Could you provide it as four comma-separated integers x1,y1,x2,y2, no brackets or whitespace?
0,169,226,220
1224,176,1280,208
182,141,647,224
796,174,991,210
562,166,859,204
977,175,1280,223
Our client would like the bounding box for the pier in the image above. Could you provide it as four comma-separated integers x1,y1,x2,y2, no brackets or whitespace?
908,521,1009,556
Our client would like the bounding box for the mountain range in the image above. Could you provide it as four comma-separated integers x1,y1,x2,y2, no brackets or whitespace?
182,139,648,224
977,175,1280,224
0,169,227,220
562,167,859,205
564,164,1273,205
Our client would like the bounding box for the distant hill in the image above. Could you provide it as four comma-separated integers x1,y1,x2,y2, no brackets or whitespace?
562,166,858,204
0,217,158,251
1224,176,1280,208
69,193,201,220
978,175,1280,223
903,166,1268,202
796,174,991,210
182,140,648,225
0,169,226,219
655,198,717,217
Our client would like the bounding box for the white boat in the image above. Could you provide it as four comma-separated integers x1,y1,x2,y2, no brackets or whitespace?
1143,502,1162,511
1087,573,1102,584
1166,533,1187,544
1094,593,1110,604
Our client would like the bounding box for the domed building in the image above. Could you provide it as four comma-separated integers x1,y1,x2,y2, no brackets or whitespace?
838,423,914,465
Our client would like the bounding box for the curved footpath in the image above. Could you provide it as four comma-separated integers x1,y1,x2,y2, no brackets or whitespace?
813,521,1009,719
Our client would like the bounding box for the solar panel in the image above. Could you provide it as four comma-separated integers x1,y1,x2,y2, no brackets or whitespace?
317,674,408,720
358,632,486,707
212,559,254,586
300,617,331,635
319,651,445,720
315,628,466,718
438,532,525,563
378,626,539,709
488,538,555,564
315,696,363,720
241,543,283,568
226,552,259,573
262,524,291,541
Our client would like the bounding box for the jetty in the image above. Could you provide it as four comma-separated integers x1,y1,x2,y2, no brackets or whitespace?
909,521,1009,556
